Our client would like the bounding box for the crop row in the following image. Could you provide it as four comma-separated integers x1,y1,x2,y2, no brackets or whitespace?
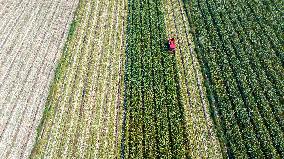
30,0,127,158
163,0,224,158
30,0,92,157
121,0,190,158
182,0,284,158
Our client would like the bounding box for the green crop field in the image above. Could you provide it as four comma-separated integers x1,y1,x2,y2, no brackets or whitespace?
31,0,284,158
0,0,282,158
183,0,284,158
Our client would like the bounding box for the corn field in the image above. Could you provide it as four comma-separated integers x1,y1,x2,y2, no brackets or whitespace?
0,0,283,158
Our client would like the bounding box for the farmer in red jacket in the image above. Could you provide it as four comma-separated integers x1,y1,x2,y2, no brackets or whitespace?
169,38,176,53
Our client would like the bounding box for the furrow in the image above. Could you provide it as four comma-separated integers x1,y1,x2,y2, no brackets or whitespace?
163,0,202,157
64,1,103,158
0,0,32,48
0,0,23,32
67,1,105,158
5,1,78,158
89,2,114,158
108,0,127,156
0,0,54,109
20,1,79,157
43,1,92,158
81,2,109,157
59,2,105,158
0,0,67,156
0,0,48,87
112,0,127,156
60,1,107,158
96,0,118,157
0,0,62,139
174,0,222,157
72,0,118,157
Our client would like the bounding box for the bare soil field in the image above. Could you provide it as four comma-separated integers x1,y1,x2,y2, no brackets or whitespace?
0,0,78,158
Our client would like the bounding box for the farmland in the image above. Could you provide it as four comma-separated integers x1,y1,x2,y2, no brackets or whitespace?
30,0,127,158
121,0,223,158
0,0,78,158
121,0,190,157
0,0,283,158
163,0,223,157
183,0,284,158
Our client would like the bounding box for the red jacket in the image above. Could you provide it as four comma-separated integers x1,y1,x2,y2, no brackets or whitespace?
169,39,176,49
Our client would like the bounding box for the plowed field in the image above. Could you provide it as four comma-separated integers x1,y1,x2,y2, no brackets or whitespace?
0,0,78,158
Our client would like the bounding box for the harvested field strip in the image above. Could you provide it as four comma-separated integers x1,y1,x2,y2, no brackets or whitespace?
30,0,127,158
183,0,284,158
2,1,78,157
0,0,59,114
0,0,32,48
121,0,189,158
0,0,78,158
0,0,23,24
0,0,70,137
163,0,223,158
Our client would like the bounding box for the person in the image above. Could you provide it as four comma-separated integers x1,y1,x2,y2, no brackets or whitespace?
169,38,176,51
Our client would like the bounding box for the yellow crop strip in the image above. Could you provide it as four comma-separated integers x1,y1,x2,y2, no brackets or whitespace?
30,0,127,158
30,0,88,157
163,0,223,158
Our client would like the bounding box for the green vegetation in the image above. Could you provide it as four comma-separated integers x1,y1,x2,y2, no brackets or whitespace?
30,0,128,158
182,0,284,158
163,0,224,157
29,0,283,158
121,0,190,158
31,1,83,155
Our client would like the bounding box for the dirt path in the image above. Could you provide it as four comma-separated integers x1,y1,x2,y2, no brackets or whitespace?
0,0,78,158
